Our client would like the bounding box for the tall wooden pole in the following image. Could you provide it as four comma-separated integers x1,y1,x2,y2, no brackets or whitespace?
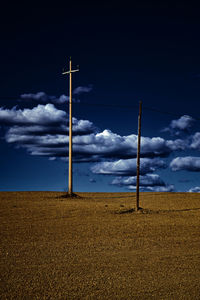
68,59,72,195
136,101,142,211
62,58,79,196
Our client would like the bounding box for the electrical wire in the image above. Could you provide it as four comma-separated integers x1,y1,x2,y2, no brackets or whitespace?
0,96,200,121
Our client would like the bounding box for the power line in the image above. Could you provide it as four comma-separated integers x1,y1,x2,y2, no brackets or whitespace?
0,96,200,121
0,97,21,100
74,101,139,109
76,102,200,121
143,105,200,120
0,97,139,109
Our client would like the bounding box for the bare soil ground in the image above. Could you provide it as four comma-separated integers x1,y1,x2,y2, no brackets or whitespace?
0,192,200,299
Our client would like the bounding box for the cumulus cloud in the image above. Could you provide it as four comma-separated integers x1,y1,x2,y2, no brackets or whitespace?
71,130,187,160
5,118,96,138
170,115,194,130
188,186,200,193
170,156,200,172
72,118,96,135
162,115,195,136
91,158,166,176
0,105,188,164
165,138,188,151
0,104,97,161
0,104,66,125
73,85,93,95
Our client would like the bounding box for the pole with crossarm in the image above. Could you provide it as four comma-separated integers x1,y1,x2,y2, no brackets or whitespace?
62,58,79,196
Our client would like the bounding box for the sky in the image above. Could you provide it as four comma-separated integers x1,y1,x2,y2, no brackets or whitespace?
0,1,200,192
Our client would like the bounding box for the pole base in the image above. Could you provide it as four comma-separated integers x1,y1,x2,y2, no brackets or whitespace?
135,206,142,212
59,192,81,199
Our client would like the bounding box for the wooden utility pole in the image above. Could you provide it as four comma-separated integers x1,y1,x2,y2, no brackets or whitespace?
62,58,79,196
136,101,142,211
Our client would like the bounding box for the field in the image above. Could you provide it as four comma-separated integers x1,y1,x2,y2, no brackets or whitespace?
0,192,200,299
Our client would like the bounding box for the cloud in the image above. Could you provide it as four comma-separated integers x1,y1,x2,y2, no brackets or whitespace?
6,125,67,136
170,115,195,130
5,118,96,138
113,174,174,192
72,118,96,135
91,158,166,176
0,105,188,163
111,174,165,187
0,104,97,160
73,85,93,95
20,88,92,104
0,104,66,125
55,95,70,104
170,156,200,172
20,92,49,102
141,185,174,192
129,184,174,192
71,130,187,161
111,174,174,192
162,115,195,136
20,92,70,104
165,138,187,151
188,186,200,193
190,132,200,151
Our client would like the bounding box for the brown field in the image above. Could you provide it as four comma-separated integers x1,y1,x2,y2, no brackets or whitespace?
0,192,200,299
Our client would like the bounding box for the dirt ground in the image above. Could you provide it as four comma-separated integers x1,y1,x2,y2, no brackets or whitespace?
0,192,200,299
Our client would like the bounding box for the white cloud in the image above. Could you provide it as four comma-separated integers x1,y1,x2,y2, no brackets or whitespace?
125,185,174,192
141,185,174,192
0,104,66,125
162,115,195,135
190,132,200,151
170,115,194,130
54,95,69,104
6,133,67,146
170,156,200,172
0,105,188,163
122,184,174,192
72,118,96,135
111,173,174,192
91,158,166,176
111,173,165,187
188,186,200,193
21,92,48,102
166,138,188,151
5,118,96,139
20,92,70,104
71,129,187,160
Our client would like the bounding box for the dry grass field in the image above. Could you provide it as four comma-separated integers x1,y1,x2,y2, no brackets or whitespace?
0,192,200,299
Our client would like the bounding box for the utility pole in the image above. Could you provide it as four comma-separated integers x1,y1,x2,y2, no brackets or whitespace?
136,101,142,211
62,58,79,196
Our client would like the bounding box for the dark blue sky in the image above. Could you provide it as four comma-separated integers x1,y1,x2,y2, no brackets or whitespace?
0,1,200,192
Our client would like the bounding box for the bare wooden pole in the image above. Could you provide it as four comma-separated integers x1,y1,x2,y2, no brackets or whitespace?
62,58,79,196
68,59,72,195
136,101,142,211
